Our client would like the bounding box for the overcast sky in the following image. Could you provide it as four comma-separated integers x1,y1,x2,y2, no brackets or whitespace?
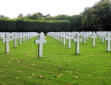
0,0,100,18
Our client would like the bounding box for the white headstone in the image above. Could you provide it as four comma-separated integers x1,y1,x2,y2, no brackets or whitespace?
91,32,97,47
82,33,86,44
5,33,10,53
60,32,62,43
66,33,72,48
106,32,111,52
23,33,26,42
63,32,66,45
75,33,82,54
57,32,60,42
35,32,46,58
2,33,5,43
101,33,105,43
19,33,22,45
14,33,17,48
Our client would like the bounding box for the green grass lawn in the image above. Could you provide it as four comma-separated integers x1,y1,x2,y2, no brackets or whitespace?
0,36,111,85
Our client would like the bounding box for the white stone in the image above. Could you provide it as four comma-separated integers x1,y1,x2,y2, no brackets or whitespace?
106,32,111,52
35,32,46,58
19,33,22,45
74,33,82,54
63,32,66,45
5,33,10,53
91,32,97,47
66,33,72,48
2,33,5,43
60,32,62,43
14,33,17,48
57,33,60,42
82,33,86,44
101,33,105,43
23,33,26,42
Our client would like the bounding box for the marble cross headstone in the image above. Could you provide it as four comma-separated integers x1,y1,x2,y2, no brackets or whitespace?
23,33,26,42
106,33,111,52
82,33,86,44
66,33,72,48
57,32,60,42
35,32,46,58
19,33,22,45
14,33,17,48
60,32,62,43
91,32,97,47
75,33,82,55
2,33,5,43
55,33,58,40
63,32,66,45
25,33,28,41
5,33,10,53
101,33,105,43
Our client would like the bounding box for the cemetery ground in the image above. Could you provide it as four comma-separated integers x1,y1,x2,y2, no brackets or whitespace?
0,36,111,85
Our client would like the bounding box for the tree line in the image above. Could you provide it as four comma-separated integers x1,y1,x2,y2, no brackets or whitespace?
0,19,70,32
0,0,111,32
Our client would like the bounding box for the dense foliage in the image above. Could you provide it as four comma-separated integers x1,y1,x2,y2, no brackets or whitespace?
16,19,71,32
0,19,70,32
81,1,111,31
0,19,16,32
0,1,111,32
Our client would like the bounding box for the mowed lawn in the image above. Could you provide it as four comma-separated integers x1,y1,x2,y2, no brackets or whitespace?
0,36,111,85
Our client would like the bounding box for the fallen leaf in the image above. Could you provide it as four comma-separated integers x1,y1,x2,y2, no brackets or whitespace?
55,73,63,78
5,65,8,67
16,77,19,80
32,47,35,49
30,64,34,66
38,75,45,79
66,70,73,74
8,61,11,63
59,66,62,68
17,70,22,73
69,71,73,74
75,75,79,79
32,73,35,76
28,76,32,79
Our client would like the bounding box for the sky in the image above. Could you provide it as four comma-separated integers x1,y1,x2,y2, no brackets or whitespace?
0,0,100,18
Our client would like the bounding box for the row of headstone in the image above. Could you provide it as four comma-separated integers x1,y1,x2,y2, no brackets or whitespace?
47,32,82,54
0,32,38,54
1,32,110,58
47,32,111,55
0,32,47,58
